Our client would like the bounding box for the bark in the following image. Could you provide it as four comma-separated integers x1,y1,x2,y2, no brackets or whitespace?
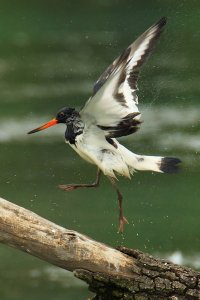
75,247,200,299
0,196,200,299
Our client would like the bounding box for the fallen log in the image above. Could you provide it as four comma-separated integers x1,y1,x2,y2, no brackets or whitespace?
0,196,199,299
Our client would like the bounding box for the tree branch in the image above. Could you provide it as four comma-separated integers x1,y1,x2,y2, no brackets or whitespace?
0,196,134,277
0,196,200,299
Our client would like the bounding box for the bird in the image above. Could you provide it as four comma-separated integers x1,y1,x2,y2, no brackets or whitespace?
28,17,181,233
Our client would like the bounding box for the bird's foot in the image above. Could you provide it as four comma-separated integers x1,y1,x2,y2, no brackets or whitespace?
58,184,78,191
118,216,129,233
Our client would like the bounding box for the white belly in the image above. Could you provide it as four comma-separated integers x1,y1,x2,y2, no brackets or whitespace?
65,130,131,179
65,139,95,164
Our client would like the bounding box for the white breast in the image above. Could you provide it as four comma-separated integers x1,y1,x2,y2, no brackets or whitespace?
65,136,96,164
65,126,131,179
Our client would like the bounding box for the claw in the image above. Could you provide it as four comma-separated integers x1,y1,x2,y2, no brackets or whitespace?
118,216,129,233
58,184,78,191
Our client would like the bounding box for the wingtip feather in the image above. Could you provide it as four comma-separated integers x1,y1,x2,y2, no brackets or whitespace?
156,17,167,28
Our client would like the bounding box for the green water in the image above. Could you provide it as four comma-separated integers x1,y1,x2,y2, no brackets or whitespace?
0,1,200,299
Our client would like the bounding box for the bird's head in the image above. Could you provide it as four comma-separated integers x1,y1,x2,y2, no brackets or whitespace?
28,107,75,134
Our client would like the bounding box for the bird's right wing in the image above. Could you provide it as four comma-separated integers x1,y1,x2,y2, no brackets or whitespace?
80,17,166,138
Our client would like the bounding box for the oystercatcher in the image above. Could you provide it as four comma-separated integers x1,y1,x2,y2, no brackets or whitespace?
28,17,181,232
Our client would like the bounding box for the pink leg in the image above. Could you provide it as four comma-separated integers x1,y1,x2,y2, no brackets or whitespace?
59,169,101,191
108,177,129,233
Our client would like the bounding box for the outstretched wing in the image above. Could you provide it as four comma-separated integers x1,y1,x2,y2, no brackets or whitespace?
80,17,167,138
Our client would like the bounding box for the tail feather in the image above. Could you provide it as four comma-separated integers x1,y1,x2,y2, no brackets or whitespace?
132,154,181,174
117,144,181,174
159,157,181,173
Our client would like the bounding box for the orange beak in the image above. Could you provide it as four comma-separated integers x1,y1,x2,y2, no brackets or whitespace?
28,118,58,134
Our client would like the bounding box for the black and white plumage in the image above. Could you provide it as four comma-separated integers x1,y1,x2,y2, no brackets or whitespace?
28,17,181,232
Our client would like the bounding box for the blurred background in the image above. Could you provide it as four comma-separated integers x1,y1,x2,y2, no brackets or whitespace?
0,0,200,299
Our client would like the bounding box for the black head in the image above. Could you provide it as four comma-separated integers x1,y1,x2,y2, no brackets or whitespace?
56,107,75,123
28,107,75,134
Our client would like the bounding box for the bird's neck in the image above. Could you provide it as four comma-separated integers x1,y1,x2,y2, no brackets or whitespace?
65,112,84,145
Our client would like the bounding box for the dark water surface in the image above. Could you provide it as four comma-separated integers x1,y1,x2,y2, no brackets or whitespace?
0,1,200,299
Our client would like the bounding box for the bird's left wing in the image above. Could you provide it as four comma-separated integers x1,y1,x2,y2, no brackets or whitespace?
80,17,166,138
